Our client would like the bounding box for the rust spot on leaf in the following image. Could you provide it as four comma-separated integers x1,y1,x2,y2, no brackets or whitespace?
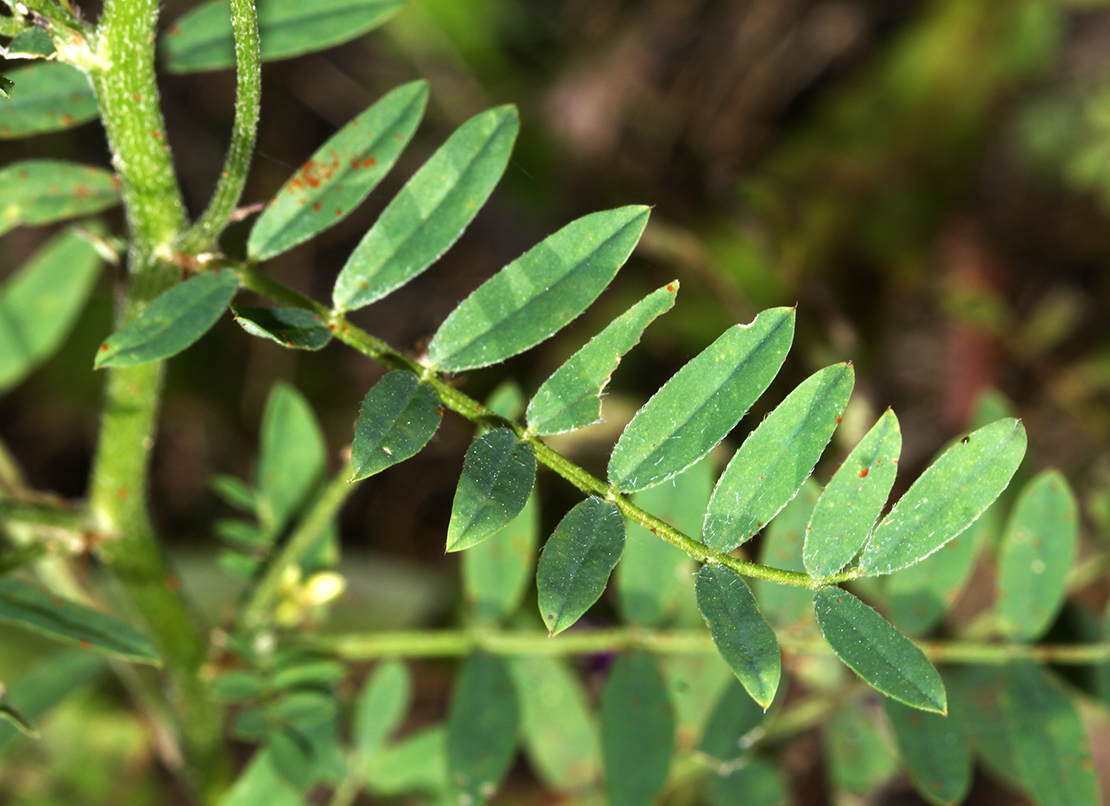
351,156,377,169
859,469,869,478
78,639,91,649
313,203,322,212
836,417,842,424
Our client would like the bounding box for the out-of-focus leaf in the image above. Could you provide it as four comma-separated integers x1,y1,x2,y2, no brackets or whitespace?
704,756,788,806
0,689,35,737
428,207,649,372
364,726,450,797
997,469,1078,641
162,0,405,73
256,382,326,536
813,587,945,713
804,408,900,576
616,457,710,627
756,480,820,637
0,63,97,139
354,660,411,757
825,703,899,796
267,727,317,790
698,679,767,765
0,160,118,236
211,475,257,511
463,492,539,623
248,81,428,260
695,565,780,708
350,371,442,482
536,497,625,635
600,652,674,806
218,748,303,806
445,653,518,804
608,307,795,493
95,269,239,368
1001,662,1098,806
211,670,264,701
945,666,1024,790
271,660,344,692
483,380,525,422
0,229,102,392
509,656,601,793
0,652,104,755
232,306,331,351
0,578,158,664
446,428,535,552
704,363,854,552
333,106,518,311
6,28,55,58
884,698,971,806
661,652,732,750
526,282,676,435
861,419,1027,575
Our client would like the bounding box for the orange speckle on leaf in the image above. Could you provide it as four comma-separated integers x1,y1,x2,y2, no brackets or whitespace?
666,284,675,292
100,344,109,351
335,208,343,216
836,417,842,424
133,93,141,102
859,469,869,478
352,156,378,169
116,487,129,501
436,408,445,415
165,575,180,592
61,114,74,126
167,25,181,36
313,202,322,212
152,129,161,139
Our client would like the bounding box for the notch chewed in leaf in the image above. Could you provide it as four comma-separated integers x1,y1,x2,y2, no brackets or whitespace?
813,586,946,714
349,371,442,482
95,269,240,368
446,428,536,552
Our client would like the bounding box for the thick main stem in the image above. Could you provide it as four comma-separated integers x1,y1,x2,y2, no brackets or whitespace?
84,0,226,798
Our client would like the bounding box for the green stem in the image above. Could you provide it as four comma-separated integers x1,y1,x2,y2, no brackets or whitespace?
239,264,853,591
84,0,226,798
177,0,261,253
0,498,90,536
240,466,362,630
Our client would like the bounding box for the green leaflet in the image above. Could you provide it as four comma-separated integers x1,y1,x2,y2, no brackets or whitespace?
526,281,676,435
704,756,788,806
162,0,404,73
0,652,105,755
703,363,854,552
509,656,602,793
217,749,302,806
446,428,536,552
365,726,451,798
0,62,98,139
0,577,159,664
256,382,326,538
463,492,539,623
825,703,899,796
0,160,119,236
0,75,12,99
945,666,1024,790
0,692,35,738
813,587,946,713
429,206,651,372
445,653,519,804
608,306,795,493
333,106,519,311
755,480,819,637
661,652,732,747
536,497,625,636
349,371,442,482
698,679,768,764
884,698,971,806
804,408,901,576
248,81,428,260
232,306,332,350
601,652,674,806
353,660,412,758
695,565,780,709
996,469,1078,641
860,418,1027,575
6,28,55,59
1002,662,1098,806
95,269,239,368
0,229,103,392
616,456,710,627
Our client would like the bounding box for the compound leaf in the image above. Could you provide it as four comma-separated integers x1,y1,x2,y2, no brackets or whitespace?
860,418,1027,575
350,371,442,482
232,306,332,350
162,0,404,73
608,306,795,493
695,565,780,708
600,652,674,806
446,428,535,552
0,62,97,139
0,229,102,392
510,656,602,793
0,577,159,664
95,269,239,368
463,492,539,623
703,363,854,552
248,81,428,260
813,586,945,713
804,408,901,576
536,497,625,636
1002,663,1098,806
429,206,651,372
446,653,518,804
354,660,412,758
0,160,118,236
333,105,518,311
996,469,1078,641
884,698,971,806
257,382,326,537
